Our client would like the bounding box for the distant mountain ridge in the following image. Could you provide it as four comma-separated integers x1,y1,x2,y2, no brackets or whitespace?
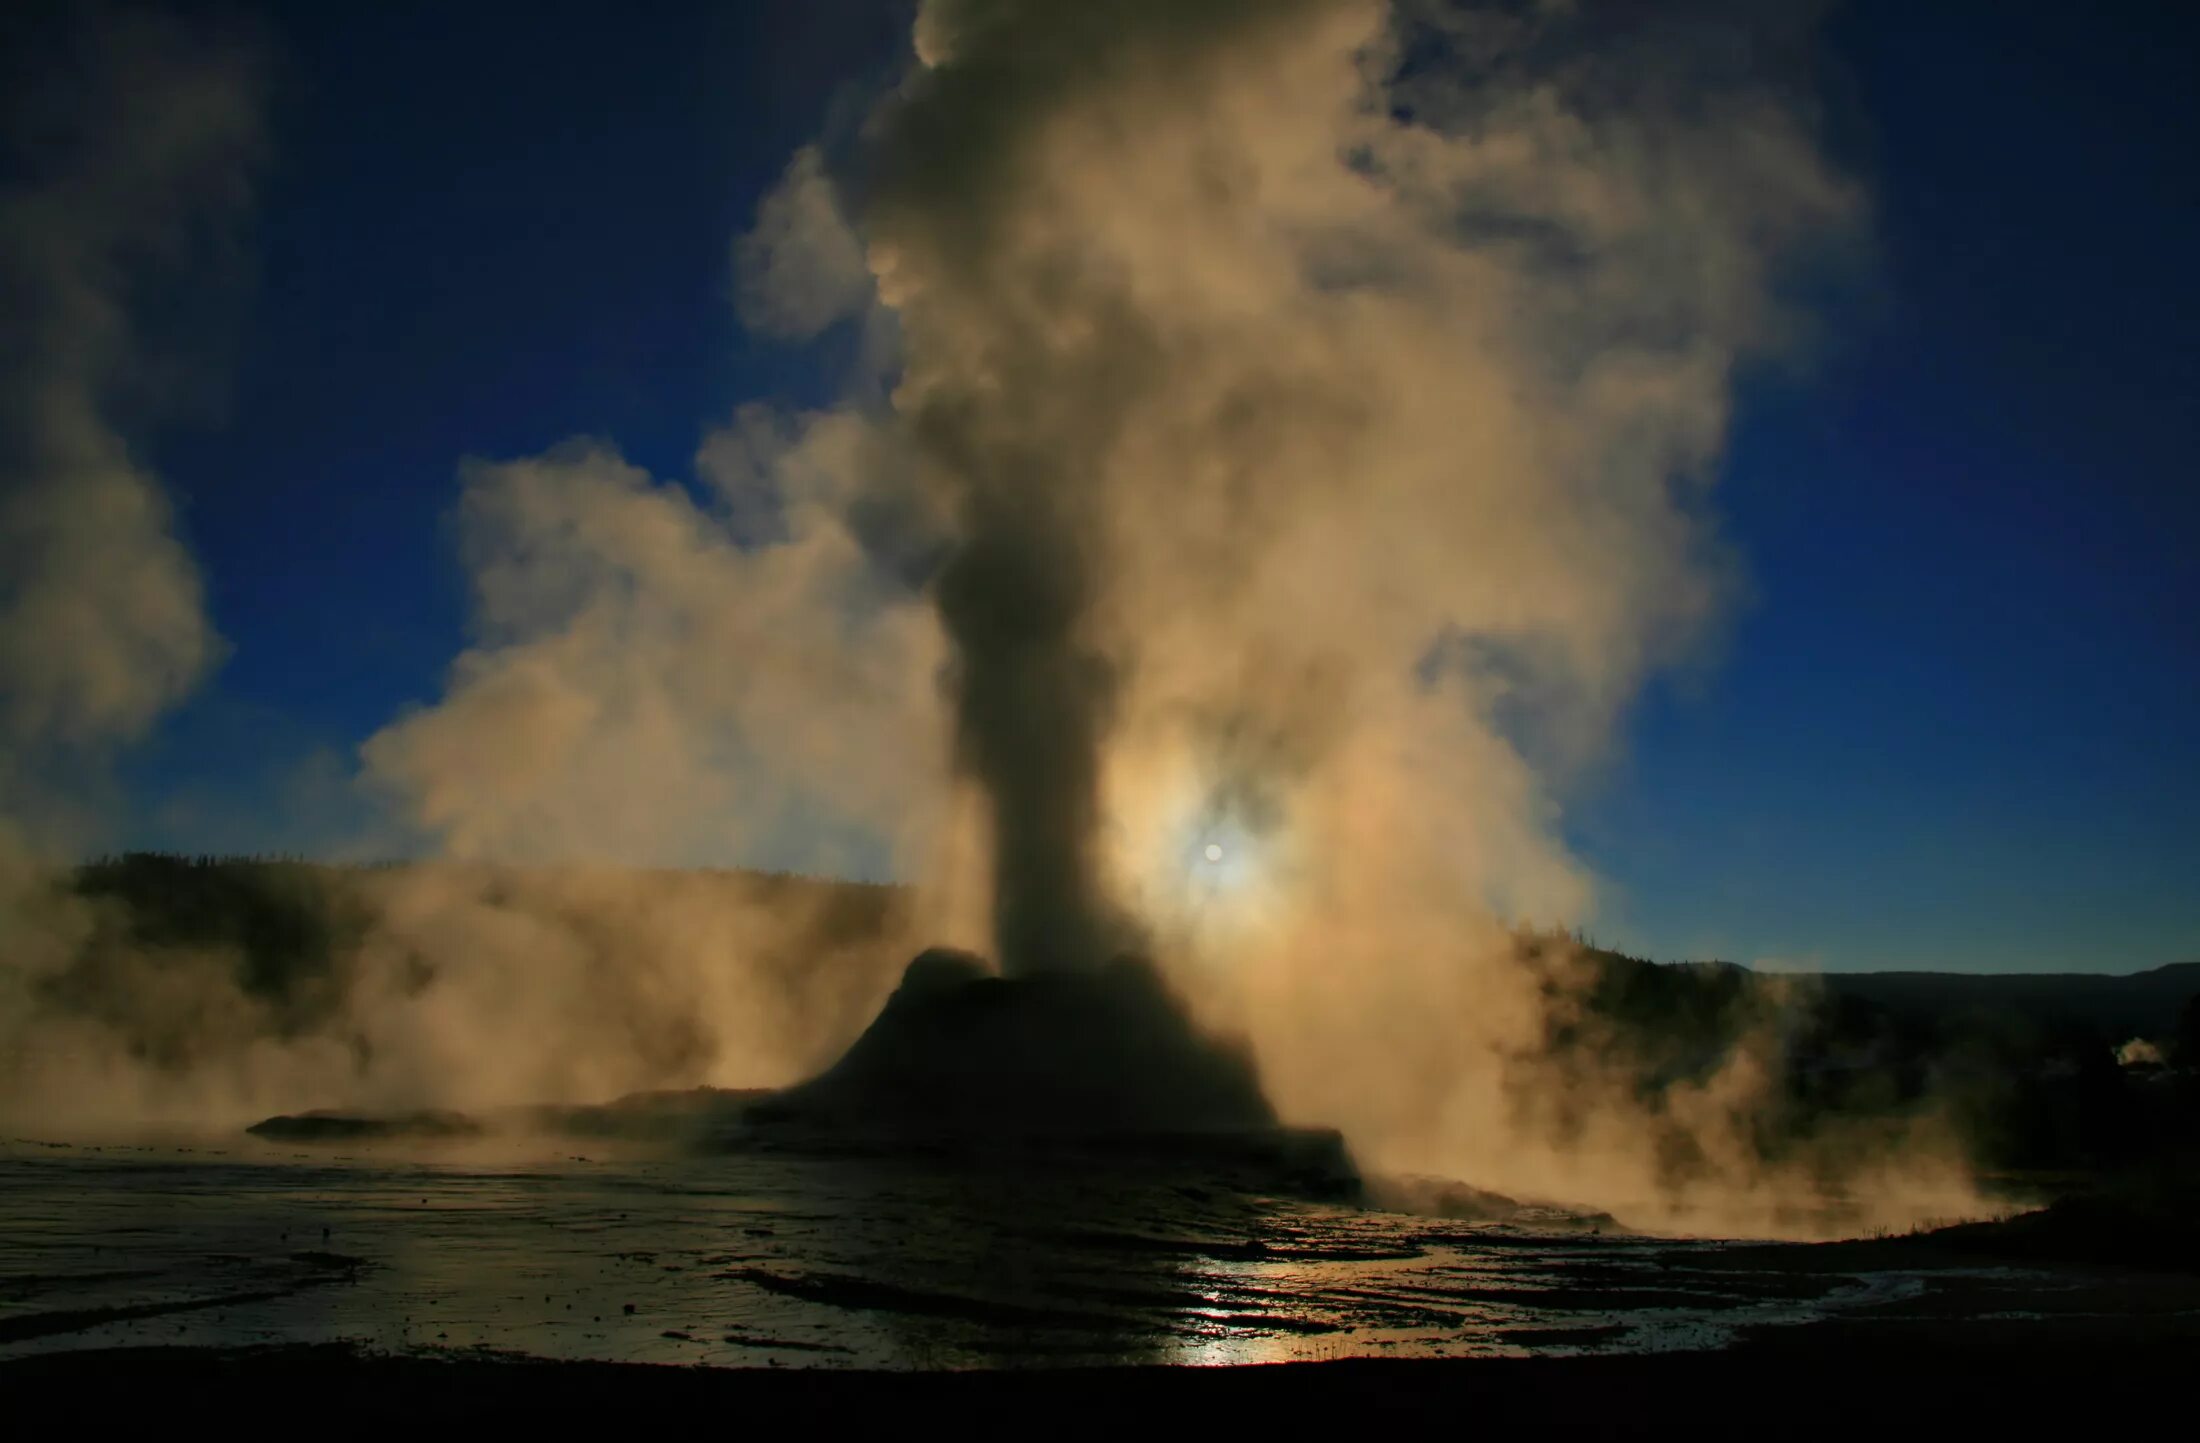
1807,961,2200,1040
52,854,2200,1047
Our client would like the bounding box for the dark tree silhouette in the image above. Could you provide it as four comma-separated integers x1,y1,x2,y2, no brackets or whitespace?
2177,992,2200,1067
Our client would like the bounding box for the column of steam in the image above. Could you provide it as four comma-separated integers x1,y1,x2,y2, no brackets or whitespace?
931,482,1120,977
860,7,1146,981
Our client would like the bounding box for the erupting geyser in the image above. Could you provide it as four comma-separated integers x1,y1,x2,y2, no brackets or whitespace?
222,0,1974,1237
759,949,1266,1133
747,946,1355,1195
731,0,1363,1186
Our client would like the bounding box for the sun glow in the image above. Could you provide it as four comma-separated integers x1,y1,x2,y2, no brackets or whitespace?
1182,815,1263,897
1123,789,1289,963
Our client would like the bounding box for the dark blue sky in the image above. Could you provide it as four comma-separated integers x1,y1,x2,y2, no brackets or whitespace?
118,0,2197,972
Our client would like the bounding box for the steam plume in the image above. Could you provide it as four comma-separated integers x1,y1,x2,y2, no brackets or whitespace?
2,1,1993,1236
0,6,261,823
835,0,1851,988
361,416,947,877
766,0,1968,1229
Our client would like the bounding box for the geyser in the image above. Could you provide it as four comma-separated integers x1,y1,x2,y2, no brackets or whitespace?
751,946,1355,1194
760,948,1270,1133
42,0,1989,1238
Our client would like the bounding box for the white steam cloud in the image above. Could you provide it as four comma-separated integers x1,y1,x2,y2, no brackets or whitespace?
0,8,260,815
735,145,875,341
815,0,1963,1231
2,0,1991,1237
361,413,948,877
0,4,269,1127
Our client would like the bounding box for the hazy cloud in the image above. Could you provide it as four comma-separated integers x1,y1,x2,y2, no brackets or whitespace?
361,417,950,878
734,145,875,340
814,0,1962,1229
0,7,263,804
0,1,1989,1237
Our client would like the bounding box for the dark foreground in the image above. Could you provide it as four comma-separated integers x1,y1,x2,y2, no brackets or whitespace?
5,1318,2190,1434
10,1136,2197,1435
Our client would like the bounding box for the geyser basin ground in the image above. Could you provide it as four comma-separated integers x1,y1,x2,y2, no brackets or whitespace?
59,950,2185,1376
7,1139,2187,1371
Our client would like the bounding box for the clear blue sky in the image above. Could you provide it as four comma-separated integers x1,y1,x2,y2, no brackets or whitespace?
109,0,2198,973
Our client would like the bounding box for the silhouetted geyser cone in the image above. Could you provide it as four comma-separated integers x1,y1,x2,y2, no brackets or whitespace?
764,950,1264,1131
752,949,1354,1194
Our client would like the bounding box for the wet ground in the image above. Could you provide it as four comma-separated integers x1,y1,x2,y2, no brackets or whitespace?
7,1133,2153,1370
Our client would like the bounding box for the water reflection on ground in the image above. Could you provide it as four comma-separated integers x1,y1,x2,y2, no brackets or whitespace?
0,1136,2020,1367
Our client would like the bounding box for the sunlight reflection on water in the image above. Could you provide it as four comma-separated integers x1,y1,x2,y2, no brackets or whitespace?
0,1137,1994,1368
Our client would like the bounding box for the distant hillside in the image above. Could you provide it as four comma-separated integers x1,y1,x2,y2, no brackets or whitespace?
21,856,2200,1171
57,855,2199,1047
1815,964,2200,1043
41,853,915,1076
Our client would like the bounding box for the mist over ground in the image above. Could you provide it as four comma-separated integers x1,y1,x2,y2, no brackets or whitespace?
26,852,2180,1238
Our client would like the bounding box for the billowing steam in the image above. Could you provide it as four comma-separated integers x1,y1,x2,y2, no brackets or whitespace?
1,7,260,1092
0,7,259,834
360,418,948,879
852,0,1840,984
800,0,1972,1232
0,1,1990,1237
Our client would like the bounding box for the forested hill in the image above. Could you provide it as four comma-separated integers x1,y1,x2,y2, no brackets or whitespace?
53,853,2200,1055
1816,964,2200,1040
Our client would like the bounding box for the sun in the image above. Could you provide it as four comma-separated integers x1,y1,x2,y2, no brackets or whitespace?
1203,842,1224,863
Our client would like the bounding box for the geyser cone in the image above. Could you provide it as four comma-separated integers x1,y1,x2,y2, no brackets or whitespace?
760,949,1274,1134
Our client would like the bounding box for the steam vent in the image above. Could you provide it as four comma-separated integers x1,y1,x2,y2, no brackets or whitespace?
749,949,1358,1197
